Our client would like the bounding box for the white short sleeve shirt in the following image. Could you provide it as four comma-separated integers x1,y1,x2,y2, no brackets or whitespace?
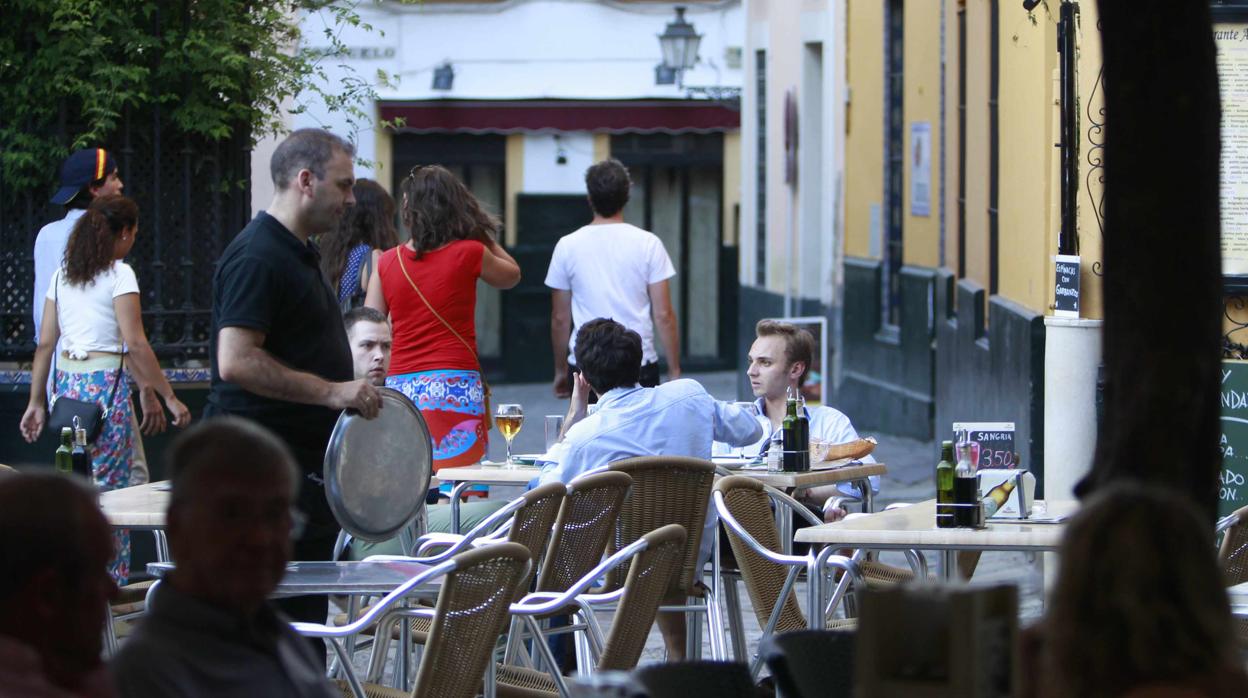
47,261,140,355
545,223,676,365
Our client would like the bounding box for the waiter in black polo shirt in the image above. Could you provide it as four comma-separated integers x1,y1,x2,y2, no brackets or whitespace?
206,128,382,633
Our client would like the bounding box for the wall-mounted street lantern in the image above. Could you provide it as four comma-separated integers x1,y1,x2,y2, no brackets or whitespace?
432,62,455,91
657,6,702,88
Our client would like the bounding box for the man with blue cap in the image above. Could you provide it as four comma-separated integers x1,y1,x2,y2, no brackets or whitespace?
32,148,124,339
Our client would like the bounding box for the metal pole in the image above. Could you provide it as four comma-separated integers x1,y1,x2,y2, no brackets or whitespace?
1058,1,1081,256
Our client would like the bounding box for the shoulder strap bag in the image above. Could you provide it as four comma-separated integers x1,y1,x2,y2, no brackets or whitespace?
395,246,494,431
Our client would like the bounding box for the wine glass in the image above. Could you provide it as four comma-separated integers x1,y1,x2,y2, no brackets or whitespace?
495,403,524,467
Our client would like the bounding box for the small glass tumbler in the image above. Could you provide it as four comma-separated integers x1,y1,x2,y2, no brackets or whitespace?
544,414,565,452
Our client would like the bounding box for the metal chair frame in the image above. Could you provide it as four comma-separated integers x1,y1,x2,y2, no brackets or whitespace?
334,484,566,687
605,457,727,660
712,482,865,679
295,544,533,698
495,524,687,698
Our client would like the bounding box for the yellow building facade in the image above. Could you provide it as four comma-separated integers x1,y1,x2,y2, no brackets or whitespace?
740,0,1106,473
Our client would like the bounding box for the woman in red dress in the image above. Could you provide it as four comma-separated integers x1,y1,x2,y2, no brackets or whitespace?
365,165,520,470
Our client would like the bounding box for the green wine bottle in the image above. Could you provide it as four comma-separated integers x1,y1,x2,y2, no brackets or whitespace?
55,427,73,475
936,440,955,528
781,387,800,472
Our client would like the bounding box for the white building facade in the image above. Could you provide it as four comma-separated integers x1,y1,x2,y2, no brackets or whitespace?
260,0,746,380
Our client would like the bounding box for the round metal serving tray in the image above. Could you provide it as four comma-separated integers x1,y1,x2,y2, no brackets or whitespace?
323,387,433,542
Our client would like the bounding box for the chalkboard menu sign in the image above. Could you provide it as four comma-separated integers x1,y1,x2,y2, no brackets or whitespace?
1219,361,1248,517
952,422,1019,470
1053,255,1080,317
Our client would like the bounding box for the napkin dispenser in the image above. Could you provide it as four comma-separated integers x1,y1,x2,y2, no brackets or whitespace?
977,469,1035,519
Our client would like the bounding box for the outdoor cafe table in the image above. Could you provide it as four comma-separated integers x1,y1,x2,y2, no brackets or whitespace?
99,480,172,561
434,463,543,533
794,498,1077,581
147,558,441,598
101,477,444,562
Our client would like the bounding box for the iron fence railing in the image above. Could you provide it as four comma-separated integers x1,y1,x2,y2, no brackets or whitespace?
0,107,251,362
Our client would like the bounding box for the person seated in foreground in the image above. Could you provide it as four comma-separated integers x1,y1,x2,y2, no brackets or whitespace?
538,317,761,659
0,473,117,698
110,418,337,698
716,319,877,522
1028,482,1248,698
341,307,506,559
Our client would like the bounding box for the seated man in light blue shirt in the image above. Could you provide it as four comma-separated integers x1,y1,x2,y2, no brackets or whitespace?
716,319,877,521
538,318,760,659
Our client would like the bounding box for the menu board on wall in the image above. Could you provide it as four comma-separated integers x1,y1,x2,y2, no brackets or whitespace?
1215,23,1248,277
1220,361,1248,518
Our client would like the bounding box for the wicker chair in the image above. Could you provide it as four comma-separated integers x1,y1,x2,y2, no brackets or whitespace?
760,629,856,698
1217,504,1248,648
335,483,565,680
713,475,865,679
605,456,725,660
633,661,756,698
500,471,634,671
294,542,533,698
495,524,688,698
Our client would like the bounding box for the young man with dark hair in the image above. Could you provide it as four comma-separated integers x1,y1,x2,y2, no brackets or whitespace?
111,418,336,697
344,306,391,387
538,318,759,660
0,473,117,697
546,159,681,399
722,319,877,521
207,127,380,635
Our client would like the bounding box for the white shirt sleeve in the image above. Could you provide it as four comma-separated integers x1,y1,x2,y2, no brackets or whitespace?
544,239,571,290
112,263,140,298
44,269,60,301
711,399,764,447
646,235,676,284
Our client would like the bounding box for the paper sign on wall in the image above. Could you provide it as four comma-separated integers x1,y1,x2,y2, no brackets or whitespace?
910,122,932,217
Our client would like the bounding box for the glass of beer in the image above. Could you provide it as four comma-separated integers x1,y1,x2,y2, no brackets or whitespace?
495,403,524,467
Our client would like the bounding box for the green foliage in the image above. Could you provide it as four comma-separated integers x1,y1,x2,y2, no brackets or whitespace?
0,0,400,191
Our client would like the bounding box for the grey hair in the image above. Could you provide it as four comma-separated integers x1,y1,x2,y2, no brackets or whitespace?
167,417,300,507
270,128,356,190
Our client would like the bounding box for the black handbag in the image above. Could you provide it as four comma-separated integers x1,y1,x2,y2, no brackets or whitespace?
47,356,123,444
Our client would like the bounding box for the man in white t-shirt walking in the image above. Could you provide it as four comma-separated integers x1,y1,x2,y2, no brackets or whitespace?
546,159,681,398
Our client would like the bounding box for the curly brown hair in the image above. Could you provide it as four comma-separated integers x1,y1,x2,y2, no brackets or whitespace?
320,179,399,292
400,165,499,258
1042,482,1238,697
62,195,137,286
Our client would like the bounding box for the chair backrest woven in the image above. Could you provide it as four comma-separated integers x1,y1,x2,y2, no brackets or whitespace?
413,542,532,698
505,482,566,598
536,471,632,594
762,629,856,698
607,456,716,595
598,523,687,671
715,476,807,633
1220,504,1248,586
633,661,755,698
